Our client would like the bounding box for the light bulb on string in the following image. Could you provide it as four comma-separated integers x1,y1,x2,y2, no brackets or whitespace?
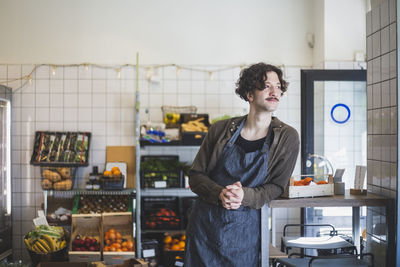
116,68,121,79
146,67,152,81
84,63,89,71
51,65,56,76
176,66,182,76
240,64,245,70
209,71,214,81
27,75,32,85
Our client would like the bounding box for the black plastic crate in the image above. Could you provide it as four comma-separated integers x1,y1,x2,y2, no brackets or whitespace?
142,239,159,267
142,197,182,230
140,155,183,189
180,113,209,146
162,250,185,267
100,175,125,190
181,197,198,229
30,131,91,167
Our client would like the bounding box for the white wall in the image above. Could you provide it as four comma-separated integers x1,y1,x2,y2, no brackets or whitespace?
312,0,325,67
0,0,314,65
324,0,367,61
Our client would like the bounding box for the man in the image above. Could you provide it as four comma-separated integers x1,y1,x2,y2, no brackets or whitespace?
185,63,299,266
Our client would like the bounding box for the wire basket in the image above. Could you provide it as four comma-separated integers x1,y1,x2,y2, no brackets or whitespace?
161,106,197,128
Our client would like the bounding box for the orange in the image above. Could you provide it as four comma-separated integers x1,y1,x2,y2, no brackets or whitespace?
116,232,122,239
105,239,111,245
126,241,134,250
112,243,121,249
122,247,128,252
108,228,115,233
103,170,112,177
171,244,180,251
172,238,179,244
178,241,185,249
180,234,186,241
122,241,127,248
104,246,109,252
108,233,116,241
113,170,121,176
164,236,172,244
111,166,120,173
109,246,116,252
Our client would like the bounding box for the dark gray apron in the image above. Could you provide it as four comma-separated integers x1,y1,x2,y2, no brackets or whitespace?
185,119,270,267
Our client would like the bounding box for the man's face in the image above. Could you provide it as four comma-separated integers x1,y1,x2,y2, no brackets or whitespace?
247,71,282,113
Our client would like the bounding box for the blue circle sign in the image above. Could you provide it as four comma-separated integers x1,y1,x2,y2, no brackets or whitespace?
330,103,351,124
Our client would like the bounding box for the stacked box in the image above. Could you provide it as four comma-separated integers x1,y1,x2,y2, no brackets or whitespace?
140,156,183,189
102,212,135,265
69,214,102,262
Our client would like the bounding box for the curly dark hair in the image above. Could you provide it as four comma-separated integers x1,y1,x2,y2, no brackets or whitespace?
235,63,288,101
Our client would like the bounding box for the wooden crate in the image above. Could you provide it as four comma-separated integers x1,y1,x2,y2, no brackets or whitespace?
69,214,102,262
102,212,135,265
282,175,334,198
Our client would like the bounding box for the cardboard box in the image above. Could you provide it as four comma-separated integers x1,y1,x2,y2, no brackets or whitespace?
45,196,74,225
282,175,334,198
69,214,102,262
102,212,135,265
106,146,136,188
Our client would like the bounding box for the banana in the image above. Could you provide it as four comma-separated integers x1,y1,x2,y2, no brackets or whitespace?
60,240,66,249
32,243,43,254
38,238,51,252
41,234,56,251
35,241,48,253
24,239,32,251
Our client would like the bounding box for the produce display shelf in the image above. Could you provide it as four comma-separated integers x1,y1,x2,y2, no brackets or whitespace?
141,229,186,234
45,189,136,196
141,188,196,197
140,140,199,147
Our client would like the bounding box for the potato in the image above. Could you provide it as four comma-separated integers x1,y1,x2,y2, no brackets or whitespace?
53,179,73,190
41,179,53,190
42,169,61,183
56,167,71,179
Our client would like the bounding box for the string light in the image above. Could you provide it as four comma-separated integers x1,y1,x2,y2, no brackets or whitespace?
176,66,182,76
1,62,291,90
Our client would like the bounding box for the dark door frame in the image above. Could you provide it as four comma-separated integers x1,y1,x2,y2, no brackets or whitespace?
300,69,367,255
300,69,366,174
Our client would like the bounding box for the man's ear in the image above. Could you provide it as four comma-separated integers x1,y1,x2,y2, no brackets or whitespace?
247,92,253,102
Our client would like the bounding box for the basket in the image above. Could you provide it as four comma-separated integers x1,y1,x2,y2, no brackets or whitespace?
161,105,197,128
40,167,77,191
100,175,125,190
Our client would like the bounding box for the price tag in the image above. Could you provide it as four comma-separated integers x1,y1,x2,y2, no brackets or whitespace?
155,181,167,188
143,248,155,258
175,262,184,267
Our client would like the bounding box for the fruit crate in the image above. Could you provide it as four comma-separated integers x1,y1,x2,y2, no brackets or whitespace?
142,197,182,230
30,131,91,167
179,113,210,146
282,174,334,198
140,155,184,189
72,194,132,214
102,212,135,265
181,197,198,229
69,214,102,262
45,196,74,225
163,249,185,267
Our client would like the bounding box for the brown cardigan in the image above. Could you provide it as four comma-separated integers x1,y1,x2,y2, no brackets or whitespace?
188,115,300,209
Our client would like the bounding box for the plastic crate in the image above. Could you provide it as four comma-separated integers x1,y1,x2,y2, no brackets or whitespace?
140,156,183,189
142,239,159,267
30,131,91,167
142,197,181,230
72,194,132,214
180,113,210,146
162,250,185,267
181,197,198,229
100,175,125,190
